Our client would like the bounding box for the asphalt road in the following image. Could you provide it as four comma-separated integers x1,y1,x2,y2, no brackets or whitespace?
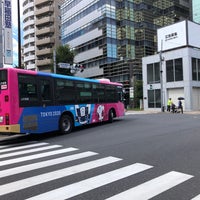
1,112,200,200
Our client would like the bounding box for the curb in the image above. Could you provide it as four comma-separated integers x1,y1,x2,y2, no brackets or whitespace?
126,111,200,115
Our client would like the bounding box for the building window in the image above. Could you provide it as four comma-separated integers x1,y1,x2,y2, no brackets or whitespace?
192,57,200,81
166,58,183,82
147,62,160,84
148,89,161,108
166,60,173,82
107,43,117,58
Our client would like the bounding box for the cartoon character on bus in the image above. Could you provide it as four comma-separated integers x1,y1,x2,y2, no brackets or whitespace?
97,105,104,121
75,104,91,124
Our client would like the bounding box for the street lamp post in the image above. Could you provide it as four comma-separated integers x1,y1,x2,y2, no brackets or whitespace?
17,0,21,68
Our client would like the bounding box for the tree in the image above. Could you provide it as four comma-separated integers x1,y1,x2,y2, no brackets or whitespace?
133,80,143,108
54,45,75,75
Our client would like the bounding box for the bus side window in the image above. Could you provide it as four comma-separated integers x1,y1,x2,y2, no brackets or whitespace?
105,85,117,102
117,86,124,102
76,82,92,104
42,84,50,100
55,78,75,104
92,83,104,103
18,74,39,107
39,79,53,104
92,84,98,103
94,84,105,103
19,83,28,98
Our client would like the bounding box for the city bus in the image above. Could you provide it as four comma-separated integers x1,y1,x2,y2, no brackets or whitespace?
0,68,125,135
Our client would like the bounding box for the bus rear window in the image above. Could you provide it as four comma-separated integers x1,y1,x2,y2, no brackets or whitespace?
0,70,7,90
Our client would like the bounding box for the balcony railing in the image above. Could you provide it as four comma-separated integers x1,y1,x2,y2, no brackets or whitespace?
36,48,52,56
35,0,53,6
36,38,55,46
36,27,54,36
35,7,54,16
36,59,52,66
35,16,54,26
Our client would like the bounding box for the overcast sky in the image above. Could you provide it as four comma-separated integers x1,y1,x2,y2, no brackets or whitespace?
11,0,23,66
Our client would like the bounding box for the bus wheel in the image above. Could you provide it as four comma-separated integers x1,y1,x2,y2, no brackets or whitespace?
108,109,114,123
59,115,73,134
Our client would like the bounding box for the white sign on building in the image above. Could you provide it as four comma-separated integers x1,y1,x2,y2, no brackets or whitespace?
157,20,200,52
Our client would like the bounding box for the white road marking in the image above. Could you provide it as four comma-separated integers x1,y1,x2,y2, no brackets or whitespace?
0,145,62,159
0,156,121,196
106,171,193,200
191,194,200,199
0,147,78,167
0,151,98,178
25,163,153,200
0,142,49,153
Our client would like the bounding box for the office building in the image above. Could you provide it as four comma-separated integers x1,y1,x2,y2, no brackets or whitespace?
61,0,190,106
23,0,35,70
23,0,63,72
143,20,200,111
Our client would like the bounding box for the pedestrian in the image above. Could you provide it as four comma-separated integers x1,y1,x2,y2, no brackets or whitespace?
178,100,183,114
167,98,172,112
171,102,176,113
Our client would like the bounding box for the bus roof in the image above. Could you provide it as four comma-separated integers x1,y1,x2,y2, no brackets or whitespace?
2,67,122,86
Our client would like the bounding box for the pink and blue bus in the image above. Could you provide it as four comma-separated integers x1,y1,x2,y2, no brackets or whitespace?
0,68,125,135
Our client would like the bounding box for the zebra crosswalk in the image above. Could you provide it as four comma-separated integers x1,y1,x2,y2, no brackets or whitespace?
106,171,192,200
0,141,199,200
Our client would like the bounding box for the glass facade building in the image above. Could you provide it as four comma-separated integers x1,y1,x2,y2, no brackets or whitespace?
61,0,190,104
192,0,200,23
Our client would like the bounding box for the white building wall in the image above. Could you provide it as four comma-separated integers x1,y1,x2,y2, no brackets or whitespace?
76,65,103,78
62,0,98,20
64,10,102,35
74,47,103,63
168,88,184,109
68,28,103,48
22,0,35,70
143,47,200,111
192,88,200,110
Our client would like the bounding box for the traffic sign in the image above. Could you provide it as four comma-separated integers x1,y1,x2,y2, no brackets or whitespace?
58,63,71,69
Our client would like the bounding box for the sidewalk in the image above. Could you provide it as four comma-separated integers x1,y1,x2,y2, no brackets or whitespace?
126,110,200,115
0,133,23,142
125,110,159,114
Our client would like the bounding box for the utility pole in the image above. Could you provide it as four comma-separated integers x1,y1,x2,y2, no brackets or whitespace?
53,49,56,73
17,0,21,68
160,40,164,112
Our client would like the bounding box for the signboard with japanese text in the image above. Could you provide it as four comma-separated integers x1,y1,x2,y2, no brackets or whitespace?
157,21,187,52
157,20,200,52
4,0,13,65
